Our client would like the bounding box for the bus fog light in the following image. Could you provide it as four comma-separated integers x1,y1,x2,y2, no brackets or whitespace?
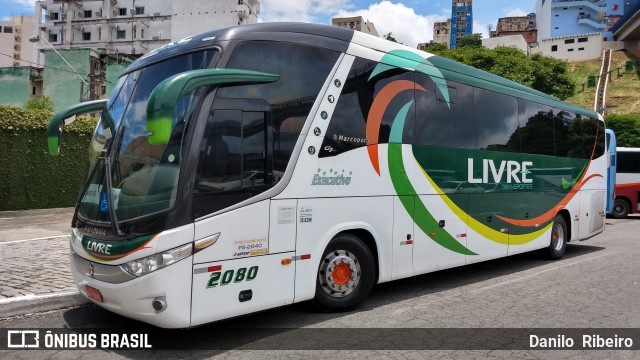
152,297,167,312
121,243,192,277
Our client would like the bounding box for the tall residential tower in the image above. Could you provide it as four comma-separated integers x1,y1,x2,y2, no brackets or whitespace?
451,0,473,48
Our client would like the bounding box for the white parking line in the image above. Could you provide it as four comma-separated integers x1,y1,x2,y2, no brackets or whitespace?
0,235,70,245
472,252,613,294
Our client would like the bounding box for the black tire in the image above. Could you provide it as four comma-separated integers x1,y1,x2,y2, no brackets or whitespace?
610,198,630,219
548,215,568,260
312,233,375,312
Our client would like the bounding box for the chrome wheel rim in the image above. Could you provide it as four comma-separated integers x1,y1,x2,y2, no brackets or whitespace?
552,222,565,251
318,249,361,297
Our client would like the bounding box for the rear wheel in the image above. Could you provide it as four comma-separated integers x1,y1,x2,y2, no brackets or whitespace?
312,233,375,312
548,215,568,260
610,198,630,219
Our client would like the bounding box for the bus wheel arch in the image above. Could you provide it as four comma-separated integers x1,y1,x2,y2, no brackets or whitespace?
611,197,631,219
311,231,377,312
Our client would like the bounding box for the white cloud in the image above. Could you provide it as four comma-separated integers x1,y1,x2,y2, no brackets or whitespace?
473,21,491,39
505,8,528,17
333,1,446,47
261,0,352,23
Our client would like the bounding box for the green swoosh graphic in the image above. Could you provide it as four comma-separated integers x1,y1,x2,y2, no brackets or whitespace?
388,104,476,255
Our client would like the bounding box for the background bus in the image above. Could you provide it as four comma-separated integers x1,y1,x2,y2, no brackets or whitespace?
605,129,616,215
610,147,640,218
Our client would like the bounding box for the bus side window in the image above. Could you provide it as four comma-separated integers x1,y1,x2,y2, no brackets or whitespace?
414,74,475,149
320,57,414,157
474,88,519,152
518,99,556,156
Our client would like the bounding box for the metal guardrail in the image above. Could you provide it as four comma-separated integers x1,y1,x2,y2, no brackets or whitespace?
594,49,611,115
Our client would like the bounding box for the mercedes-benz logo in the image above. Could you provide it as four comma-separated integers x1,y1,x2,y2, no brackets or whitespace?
88,262,95,278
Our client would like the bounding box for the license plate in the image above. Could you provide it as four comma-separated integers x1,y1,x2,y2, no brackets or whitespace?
85,285,103,303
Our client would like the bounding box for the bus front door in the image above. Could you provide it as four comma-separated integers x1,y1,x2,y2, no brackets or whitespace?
189,104,295,326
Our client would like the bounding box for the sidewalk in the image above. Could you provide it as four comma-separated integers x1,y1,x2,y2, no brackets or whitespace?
0,208,88,318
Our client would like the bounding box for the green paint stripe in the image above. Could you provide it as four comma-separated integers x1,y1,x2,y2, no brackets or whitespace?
388,143,476,255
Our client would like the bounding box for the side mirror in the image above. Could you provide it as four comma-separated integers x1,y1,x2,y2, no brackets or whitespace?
48,99,108,155
146,68,279,145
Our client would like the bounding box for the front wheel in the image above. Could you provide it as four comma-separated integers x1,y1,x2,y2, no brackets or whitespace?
548,215,568,260
610,198,630,219
312,233,375,312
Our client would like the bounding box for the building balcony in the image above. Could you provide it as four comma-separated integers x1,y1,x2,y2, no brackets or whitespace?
552,0,606,13
30,67,44,82
578,16,606,29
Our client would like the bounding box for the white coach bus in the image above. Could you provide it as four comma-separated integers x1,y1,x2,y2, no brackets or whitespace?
47,23,607,328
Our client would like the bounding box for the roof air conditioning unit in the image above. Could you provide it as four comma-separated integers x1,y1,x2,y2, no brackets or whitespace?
152,35,159,40
78,11,83,18
95,11,101,17
113,9,117,15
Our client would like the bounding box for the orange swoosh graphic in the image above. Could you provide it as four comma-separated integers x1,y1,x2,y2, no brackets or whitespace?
366,80,425,176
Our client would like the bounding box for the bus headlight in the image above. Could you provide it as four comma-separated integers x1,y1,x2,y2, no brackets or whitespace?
120,243,192,277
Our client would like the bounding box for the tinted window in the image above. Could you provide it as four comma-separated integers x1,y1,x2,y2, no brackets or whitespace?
320,58,414,157
518,99,555,156
618,151,640,173
555,110,582,158
474,88,519,152
193,110,271,217
219,41,340,168
581,117,605,159
415,74,475,149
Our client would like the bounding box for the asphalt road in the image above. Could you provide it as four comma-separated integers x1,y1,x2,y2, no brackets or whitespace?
1,216,639,359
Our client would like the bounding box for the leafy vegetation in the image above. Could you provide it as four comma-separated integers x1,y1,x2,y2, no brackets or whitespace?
456,34,482,49
427,45,575,100
0,105,97,210
605,114,640,147
24,95,55,112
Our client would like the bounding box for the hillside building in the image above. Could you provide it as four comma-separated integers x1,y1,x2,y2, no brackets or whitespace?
451,0,473,48
0,15,36,68
331,16,379,36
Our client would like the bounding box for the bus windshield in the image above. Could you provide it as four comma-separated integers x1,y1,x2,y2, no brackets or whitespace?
77,50,218,226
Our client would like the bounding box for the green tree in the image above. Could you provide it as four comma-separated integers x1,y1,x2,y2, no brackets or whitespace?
24,95,54,112
489,47,534,86
431,46,576,99
605,114,640,147
423,42,448,54
530,54,575,100
384,32,398,43
456,33,483,48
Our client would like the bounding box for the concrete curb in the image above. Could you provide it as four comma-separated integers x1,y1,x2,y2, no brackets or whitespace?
0,290,89,319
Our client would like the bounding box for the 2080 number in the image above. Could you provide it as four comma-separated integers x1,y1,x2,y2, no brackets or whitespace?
206,266,258,288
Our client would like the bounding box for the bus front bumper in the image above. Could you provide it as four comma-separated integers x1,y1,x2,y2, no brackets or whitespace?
70,253,193,328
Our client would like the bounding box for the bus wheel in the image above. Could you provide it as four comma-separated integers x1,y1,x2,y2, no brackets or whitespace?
312,233,375,312
548,215,568,260
611,198,630,219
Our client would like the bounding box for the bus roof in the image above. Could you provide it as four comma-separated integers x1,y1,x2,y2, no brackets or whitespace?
126,22,599,120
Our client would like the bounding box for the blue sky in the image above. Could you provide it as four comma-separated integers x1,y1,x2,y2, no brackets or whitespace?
3,0,537,47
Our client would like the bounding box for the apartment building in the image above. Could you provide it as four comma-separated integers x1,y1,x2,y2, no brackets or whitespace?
331,16,379,36
451,0,473,48
33,0,260,59
0,15,36,67
433,19,452,48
